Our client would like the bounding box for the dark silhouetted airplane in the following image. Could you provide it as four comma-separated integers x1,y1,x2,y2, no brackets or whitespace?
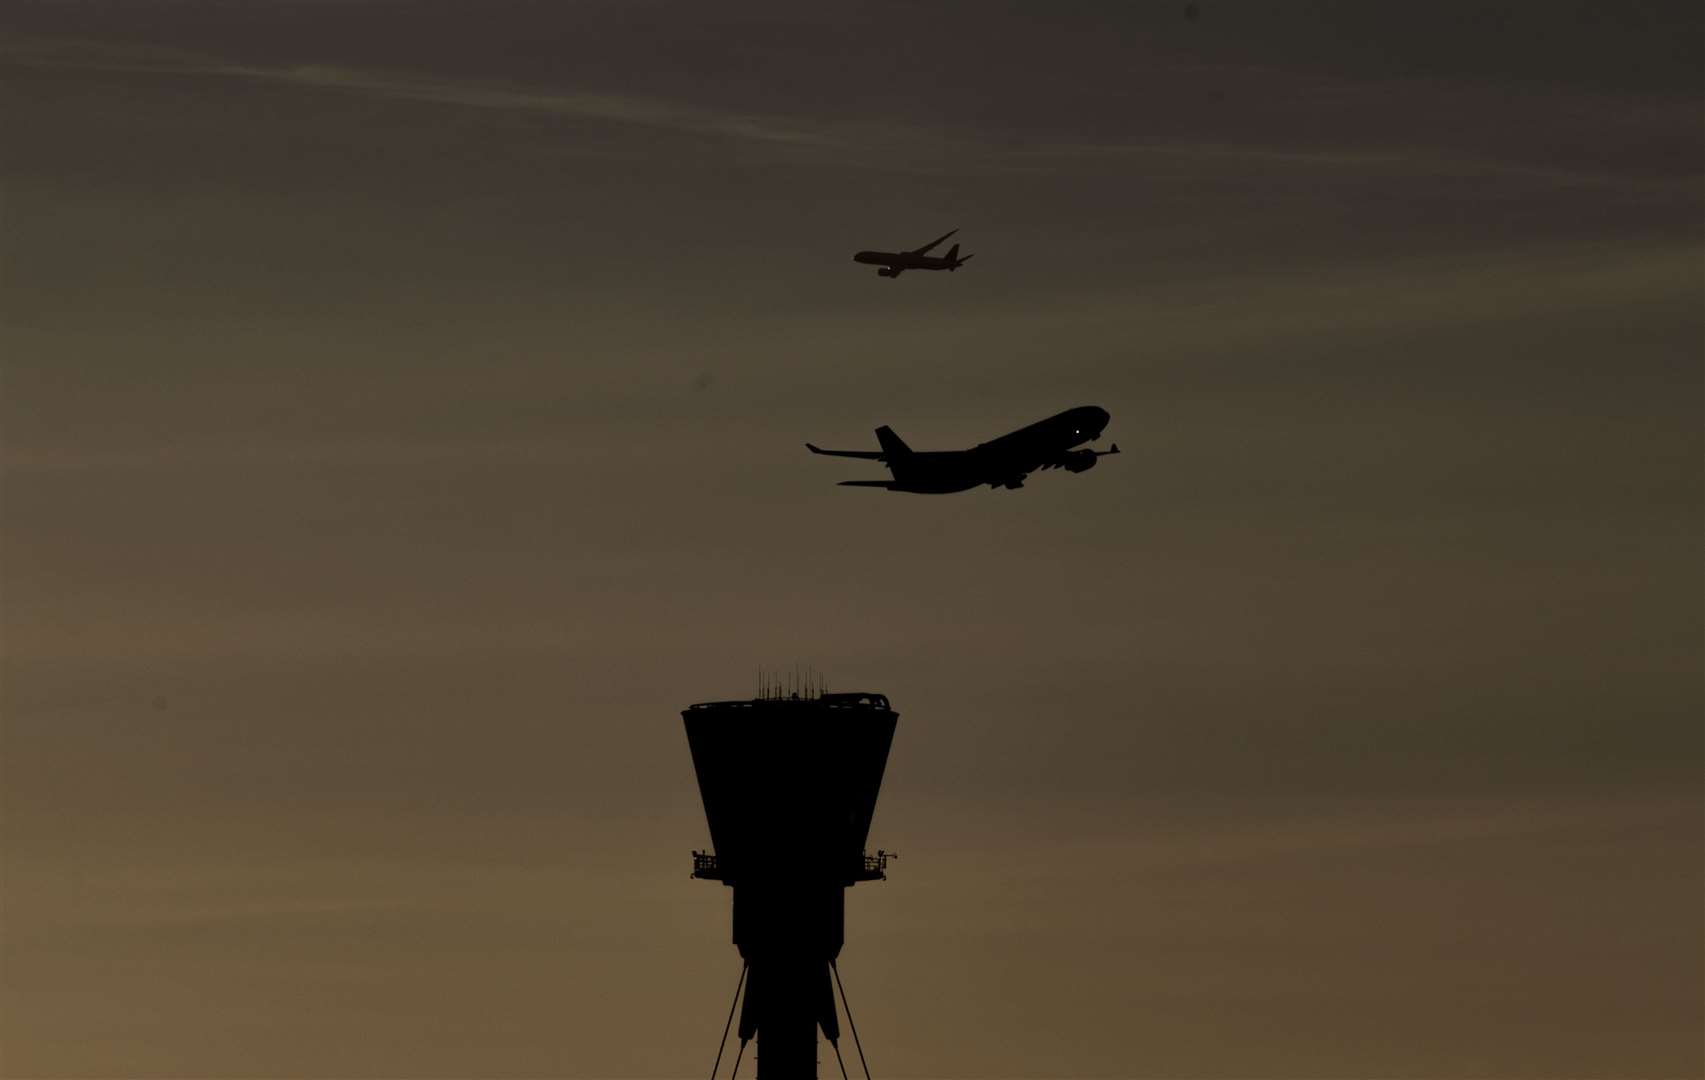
808,406,1118,492
852,229,973,278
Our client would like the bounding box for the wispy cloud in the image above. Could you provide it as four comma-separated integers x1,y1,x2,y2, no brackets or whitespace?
217,63,834,146
994,138,1700,193
2,36,832,147
9,33,1697,187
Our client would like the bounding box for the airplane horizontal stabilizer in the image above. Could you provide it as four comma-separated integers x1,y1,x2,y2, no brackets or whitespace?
837,480,895,489
806,443,885,460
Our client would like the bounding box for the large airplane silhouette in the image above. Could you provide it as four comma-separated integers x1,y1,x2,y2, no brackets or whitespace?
808,406,1118,492
852,229,972,278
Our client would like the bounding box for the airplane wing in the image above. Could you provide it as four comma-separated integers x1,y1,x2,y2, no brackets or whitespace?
838,480,895,488
909,228,958,255
806,443,885,460
1039,444,1120,471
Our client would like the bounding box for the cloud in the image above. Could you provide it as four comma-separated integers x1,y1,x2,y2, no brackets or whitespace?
11,31,1698,189
220,63,834,146
1,36,832,147
995,138,1699,193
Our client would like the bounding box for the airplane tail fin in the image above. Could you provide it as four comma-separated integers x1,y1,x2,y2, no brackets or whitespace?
946,243,960,262
874,425,911,458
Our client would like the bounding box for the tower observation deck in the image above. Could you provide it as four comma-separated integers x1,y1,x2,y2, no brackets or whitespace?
684,689,898,1077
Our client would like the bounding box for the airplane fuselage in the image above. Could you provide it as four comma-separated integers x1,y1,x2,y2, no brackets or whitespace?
850,229,970,277
887,407,1108,492
852,250,958,272
810,406,1115,493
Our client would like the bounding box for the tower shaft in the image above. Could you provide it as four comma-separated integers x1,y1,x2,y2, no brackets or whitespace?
734,881,841,1077
742,956,832,1076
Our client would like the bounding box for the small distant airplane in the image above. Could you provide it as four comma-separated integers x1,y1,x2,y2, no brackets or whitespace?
852,229,973,278
808,406,1119,492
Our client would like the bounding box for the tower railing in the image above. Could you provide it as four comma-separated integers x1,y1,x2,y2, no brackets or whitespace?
689,849,896,883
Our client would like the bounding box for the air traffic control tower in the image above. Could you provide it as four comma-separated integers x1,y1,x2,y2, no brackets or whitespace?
685,688,897,1077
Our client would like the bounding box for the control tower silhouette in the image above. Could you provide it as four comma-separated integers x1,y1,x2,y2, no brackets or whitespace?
685,685,898,1077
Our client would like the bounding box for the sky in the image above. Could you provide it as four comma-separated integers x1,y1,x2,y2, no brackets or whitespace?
1,2,1701,1076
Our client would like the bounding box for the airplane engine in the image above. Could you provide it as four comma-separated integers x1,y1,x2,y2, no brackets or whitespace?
1062,450,1099,473
877,268,901,278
